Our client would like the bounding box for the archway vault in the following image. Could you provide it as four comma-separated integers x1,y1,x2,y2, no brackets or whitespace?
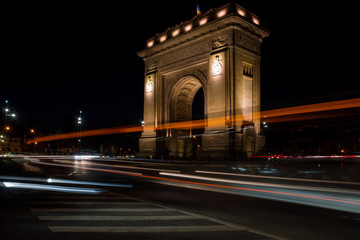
169,76,204,123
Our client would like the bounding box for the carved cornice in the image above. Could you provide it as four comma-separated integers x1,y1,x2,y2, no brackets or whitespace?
138,18,268,60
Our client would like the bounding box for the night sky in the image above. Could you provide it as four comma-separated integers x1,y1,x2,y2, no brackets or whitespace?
3,1,359,133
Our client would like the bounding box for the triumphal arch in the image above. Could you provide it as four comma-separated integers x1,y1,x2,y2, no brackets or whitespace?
137,3,269,160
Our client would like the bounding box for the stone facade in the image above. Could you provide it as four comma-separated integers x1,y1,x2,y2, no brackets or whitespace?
137,3,269,160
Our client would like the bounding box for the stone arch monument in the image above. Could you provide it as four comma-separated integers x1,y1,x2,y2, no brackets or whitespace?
137,3,269,160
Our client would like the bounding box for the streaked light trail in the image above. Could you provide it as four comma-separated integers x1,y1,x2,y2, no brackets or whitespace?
30,159,360,213
195,170,360,186
159,172,360,195
27,98,360,144
2,182,104,194
46,178,132,188
53,159,181,173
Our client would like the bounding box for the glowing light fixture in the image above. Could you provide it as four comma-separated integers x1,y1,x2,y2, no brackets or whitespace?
147,40,154,48
199,17,207,25
159,34,167,42
146,76,153,93
212,55,222,76
172,28,180,37
217,9,227,18
184,24,192,32
238,8,246,17
252,16,260,25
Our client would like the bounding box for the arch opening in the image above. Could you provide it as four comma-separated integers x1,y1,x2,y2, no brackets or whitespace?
168,76,205,159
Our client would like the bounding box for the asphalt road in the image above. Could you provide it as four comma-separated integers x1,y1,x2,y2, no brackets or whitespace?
0,156,359,240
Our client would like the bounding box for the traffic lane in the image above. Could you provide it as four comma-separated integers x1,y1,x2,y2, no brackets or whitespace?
24,158,360,199
24,157,359,186
26,158,360,213
119,180,360,240
153,172,360,214
84,157,360,185
23,157,360,187
7,158,359,239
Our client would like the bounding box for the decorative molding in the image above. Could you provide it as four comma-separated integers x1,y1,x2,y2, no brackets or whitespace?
139,21,268,60
212,38,228,50
147,62,158,73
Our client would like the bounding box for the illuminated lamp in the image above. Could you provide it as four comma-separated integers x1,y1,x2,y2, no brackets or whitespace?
212,55,222,76
172,28,180,37
199,17,207,25
217,9,227,18
147,40,154,48
252,16,260,25
146,76,153,93
184,24,192,32
237,8,246,17
159,34,167,42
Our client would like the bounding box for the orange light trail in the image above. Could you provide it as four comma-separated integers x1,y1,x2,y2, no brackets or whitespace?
27,98,360,144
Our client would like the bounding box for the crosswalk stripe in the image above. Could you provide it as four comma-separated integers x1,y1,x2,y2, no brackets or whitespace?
46,196,128,200
30,208,172,212
48,225,236,233
27,201,146,205
38,215,200,221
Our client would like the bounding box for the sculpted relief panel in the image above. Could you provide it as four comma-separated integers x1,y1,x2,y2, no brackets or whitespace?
159,40,210,68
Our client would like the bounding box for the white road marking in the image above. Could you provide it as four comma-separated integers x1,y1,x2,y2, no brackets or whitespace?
39,215,200,221
30,208,172,212
46,196,127,200
28,201,146,205
48,225,236,233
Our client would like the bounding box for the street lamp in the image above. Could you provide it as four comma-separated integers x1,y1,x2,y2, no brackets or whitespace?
77,110,82,153
4,100,16,153
30,129,36,154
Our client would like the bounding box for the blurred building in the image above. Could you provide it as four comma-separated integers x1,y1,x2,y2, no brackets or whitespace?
8,137,22,153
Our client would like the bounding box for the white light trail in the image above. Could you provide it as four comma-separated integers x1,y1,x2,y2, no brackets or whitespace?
159,172,360,195
195,170,360,186
46,178,132,188
77,160,181,173
2,182,103,194
31,160,143,176
74,155,100,160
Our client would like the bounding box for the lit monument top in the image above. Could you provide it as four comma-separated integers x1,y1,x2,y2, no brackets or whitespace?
141,3,269,52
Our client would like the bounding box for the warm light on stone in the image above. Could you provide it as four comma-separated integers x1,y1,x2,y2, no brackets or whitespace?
147,40,154,48
184,24,192,32
199,18,208,25
238,8,246,17
160,35,167,42
172,28,180,37
252,16,260,25
217,9,227,18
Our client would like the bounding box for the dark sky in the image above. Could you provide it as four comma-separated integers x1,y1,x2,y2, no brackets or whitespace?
3,1,359,132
